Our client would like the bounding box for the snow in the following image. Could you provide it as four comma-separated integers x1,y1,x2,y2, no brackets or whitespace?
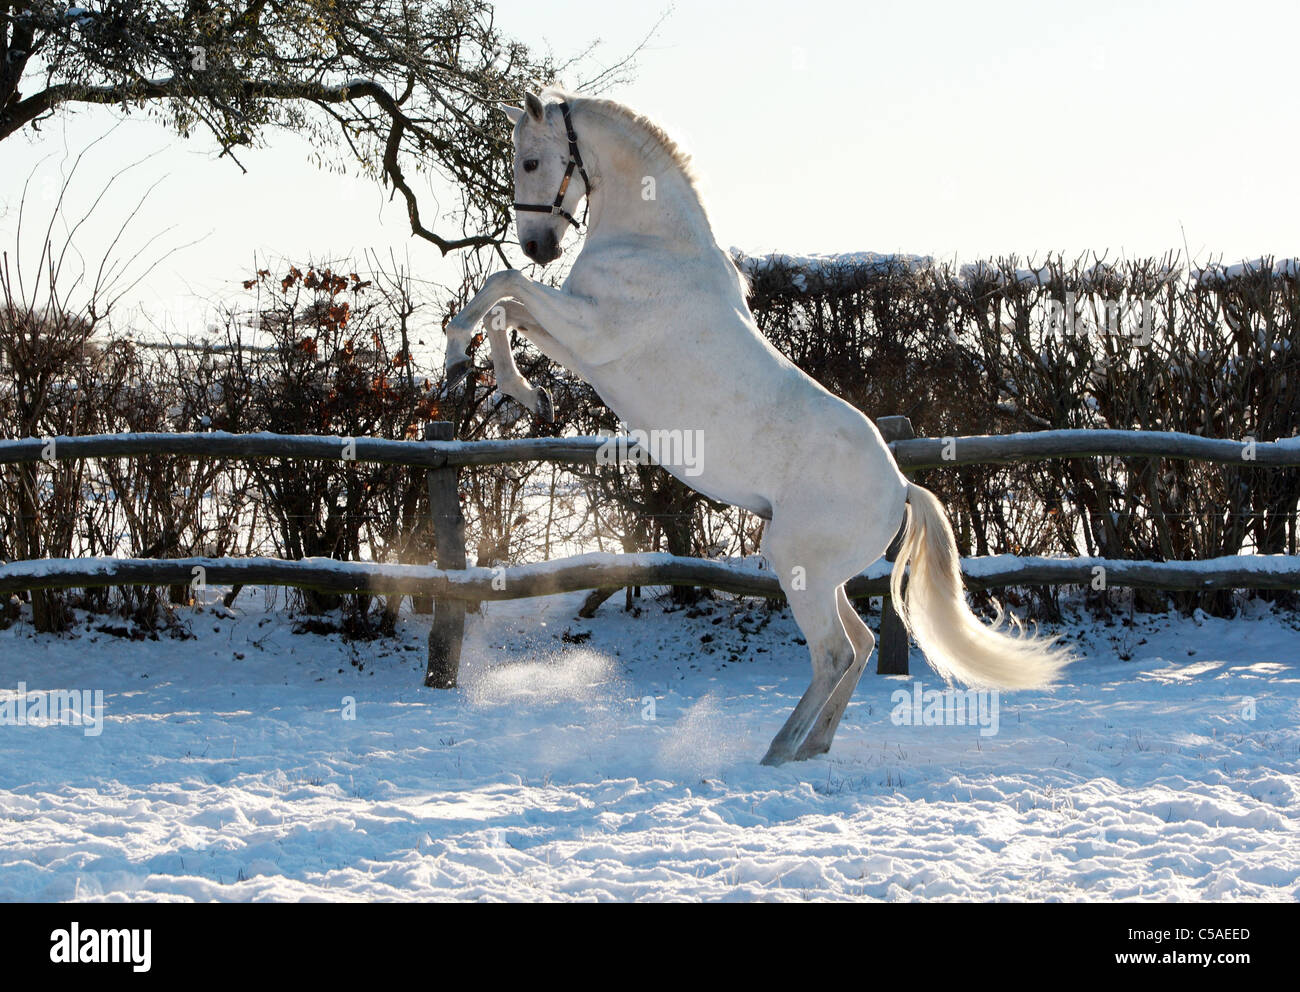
732,249,934,290
2,587,1297,901
1192,258,1300,284
63,8,96,30
727,250,1295,292
960,552,1300,578
9,550,1300,592
958,260,1178,287
960,261,1054,285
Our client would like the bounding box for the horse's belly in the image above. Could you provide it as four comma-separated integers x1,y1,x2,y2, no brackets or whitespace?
594,381,789,519
659,460,773,520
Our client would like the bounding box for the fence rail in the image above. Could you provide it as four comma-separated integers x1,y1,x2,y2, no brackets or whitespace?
3,422,1300,687
5,553,1300,600
3,426,1300,471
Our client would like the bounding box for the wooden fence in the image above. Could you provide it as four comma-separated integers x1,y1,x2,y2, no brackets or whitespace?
3,419,1300,686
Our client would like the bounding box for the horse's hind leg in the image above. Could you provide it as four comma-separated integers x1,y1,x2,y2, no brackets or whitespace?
761,583,856,765
794,587,875,760
761,527,857,765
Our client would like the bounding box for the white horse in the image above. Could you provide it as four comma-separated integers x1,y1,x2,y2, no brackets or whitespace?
445,88,1072,765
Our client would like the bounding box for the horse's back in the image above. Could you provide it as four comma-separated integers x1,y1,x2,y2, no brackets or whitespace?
569,240,903,521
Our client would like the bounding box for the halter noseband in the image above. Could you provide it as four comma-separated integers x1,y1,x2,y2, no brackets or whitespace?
513,101,591,230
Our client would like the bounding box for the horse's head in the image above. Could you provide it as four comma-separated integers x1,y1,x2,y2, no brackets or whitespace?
501,92,588,266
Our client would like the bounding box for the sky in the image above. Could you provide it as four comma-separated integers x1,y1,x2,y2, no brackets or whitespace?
2,0,1297,335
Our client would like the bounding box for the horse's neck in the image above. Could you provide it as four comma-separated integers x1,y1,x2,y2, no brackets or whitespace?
575,106,715,250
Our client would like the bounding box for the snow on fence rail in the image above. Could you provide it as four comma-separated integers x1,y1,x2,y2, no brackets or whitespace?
3,426,1299,472
3,419,1300,686
6,552,1300,600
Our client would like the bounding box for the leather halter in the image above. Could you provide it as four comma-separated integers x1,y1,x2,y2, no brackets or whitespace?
513,101,591,230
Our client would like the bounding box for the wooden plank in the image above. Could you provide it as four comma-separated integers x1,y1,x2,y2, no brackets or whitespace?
889,429,1300,471
7,553,1300,602
875,416,914,444
874,416,914,675
424,422,467,689
0,432,608,470
577,586,619,618
1,428,1298,472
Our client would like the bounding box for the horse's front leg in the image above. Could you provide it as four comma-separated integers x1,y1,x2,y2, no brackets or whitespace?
444,270,611,383
442,271,508,393
481,301,554,422
492,300,584,374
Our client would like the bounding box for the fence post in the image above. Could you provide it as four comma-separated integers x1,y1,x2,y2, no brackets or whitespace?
875,415,914,676
424,421,467,688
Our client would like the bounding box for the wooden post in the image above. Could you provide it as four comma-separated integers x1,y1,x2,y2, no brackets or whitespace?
876,415,914,676
577,585,618,618
424,421,467,688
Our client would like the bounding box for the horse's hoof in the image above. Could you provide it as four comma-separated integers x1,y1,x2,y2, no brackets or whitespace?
444,360,472,394
760,744,791,767
536,386,555,423
793,739,832,762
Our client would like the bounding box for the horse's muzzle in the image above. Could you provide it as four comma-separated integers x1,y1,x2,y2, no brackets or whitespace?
523,232,561,265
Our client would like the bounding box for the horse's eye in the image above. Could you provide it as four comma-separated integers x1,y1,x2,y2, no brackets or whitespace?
523,159,539,173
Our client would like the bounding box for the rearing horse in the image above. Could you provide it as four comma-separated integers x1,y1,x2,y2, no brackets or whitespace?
445,89,1071,765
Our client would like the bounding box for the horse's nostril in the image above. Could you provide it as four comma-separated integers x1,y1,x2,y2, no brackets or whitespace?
525,240,538,256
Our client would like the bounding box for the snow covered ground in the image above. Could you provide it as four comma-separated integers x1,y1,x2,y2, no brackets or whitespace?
1,587,1297,902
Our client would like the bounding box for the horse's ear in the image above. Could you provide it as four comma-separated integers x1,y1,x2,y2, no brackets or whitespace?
499,103,525,126
524,91,545,123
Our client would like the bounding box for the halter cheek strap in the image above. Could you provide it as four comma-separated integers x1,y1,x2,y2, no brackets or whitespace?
513,101,591,230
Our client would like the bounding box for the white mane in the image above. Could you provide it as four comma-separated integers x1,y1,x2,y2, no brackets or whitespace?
542,87,705,199
541,87,747,292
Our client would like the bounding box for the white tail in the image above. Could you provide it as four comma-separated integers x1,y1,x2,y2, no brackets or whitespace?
890,483,1073,689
